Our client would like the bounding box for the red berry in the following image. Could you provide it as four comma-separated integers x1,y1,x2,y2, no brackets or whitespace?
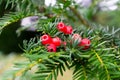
41,34,52,45
79,38,91,50
46,44,56,52
65,26,73,34
52,37,61,46
57,22,67,33
72,33,82,43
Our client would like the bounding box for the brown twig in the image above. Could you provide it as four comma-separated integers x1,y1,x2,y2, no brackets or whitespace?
69,6,91,28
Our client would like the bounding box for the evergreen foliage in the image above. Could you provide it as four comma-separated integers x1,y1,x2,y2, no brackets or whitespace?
0,0,120,80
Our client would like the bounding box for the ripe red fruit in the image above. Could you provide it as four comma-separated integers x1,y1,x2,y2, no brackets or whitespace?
72,33,82,43
79,38,91,50
52,37,61,46
46,44,56,52
57,22,67,33
65,26,73,34
41,34,52,45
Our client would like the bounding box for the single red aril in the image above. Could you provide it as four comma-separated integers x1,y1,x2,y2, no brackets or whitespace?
65,26,73,34
52,37,61,46
41,34,52,45
46,44,57,52
72,33,82,43
57,22,67,33
79,38,91,50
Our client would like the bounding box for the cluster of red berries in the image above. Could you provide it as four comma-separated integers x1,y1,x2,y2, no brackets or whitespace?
41,35,61,52
57,22,73,34
40,22,91,52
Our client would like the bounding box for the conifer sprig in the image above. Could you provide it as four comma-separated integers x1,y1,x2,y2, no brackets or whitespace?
1,0,120,80
8,25,120,80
